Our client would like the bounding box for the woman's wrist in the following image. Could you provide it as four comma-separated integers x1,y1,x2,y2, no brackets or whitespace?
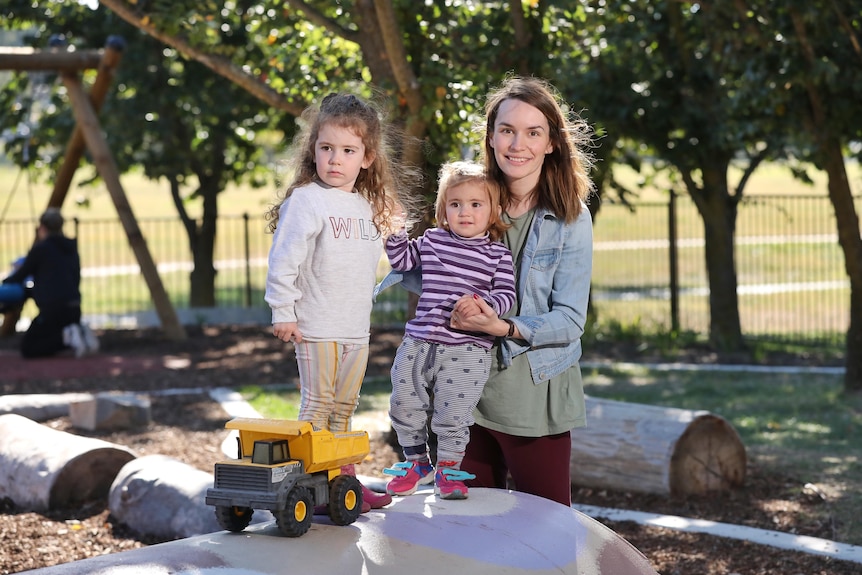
501,318,515,338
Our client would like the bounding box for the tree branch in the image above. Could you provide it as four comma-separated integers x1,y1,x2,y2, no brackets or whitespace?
735,146,769,196
97,0,304,115
830,0,862,65
508,0,532,74
371,0,422,115
284,0,361,44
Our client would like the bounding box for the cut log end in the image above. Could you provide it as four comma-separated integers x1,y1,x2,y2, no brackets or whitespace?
572,397,748,497
669,414,747,496
0,414,136,512
50,448,136,509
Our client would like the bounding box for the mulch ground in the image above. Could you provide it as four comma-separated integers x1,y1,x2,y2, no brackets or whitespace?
0,324,858,574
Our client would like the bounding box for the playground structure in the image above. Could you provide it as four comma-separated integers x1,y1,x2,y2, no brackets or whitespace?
0,38,185,340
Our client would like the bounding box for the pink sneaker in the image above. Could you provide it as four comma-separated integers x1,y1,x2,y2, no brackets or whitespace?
434,465,475,500
383,461,434,496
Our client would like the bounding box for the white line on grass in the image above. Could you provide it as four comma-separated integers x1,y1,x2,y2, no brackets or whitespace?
581,360,844,375
573,504,862,565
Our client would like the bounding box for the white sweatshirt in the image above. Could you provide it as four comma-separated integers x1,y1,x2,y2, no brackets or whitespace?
265,181,383,344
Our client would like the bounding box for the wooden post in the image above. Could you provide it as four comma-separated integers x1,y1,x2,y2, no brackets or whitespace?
0,46,102,71
49,36,126,209
60,73,187,341
1,306,22,337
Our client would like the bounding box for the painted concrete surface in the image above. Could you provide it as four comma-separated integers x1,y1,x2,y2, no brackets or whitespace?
24,489,658,575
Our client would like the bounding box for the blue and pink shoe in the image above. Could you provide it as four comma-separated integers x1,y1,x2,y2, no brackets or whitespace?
434,463,476,500
383,461,434,496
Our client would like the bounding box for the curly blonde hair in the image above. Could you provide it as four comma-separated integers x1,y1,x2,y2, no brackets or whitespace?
266,93,419,236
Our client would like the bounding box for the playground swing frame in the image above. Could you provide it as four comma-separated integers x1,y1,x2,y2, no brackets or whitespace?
0,37,186,340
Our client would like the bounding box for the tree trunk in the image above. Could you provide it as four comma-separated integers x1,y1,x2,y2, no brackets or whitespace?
189,178,219,307
572,397,747,496
190,238,216,307
846,288,862,392
688,164,744,350
820,136,862,393
789,8,862,394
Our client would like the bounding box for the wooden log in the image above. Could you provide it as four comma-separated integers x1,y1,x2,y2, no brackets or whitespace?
108,454,242,539
0,413,136,511
571,396,746,496
0,392,93,421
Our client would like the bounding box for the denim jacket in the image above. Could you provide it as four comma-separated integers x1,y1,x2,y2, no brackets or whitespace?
375,205,592,384
502,206,592,383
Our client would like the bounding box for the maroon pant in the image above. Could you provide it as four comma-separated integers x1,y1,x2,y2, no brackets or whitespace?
461,424,572,506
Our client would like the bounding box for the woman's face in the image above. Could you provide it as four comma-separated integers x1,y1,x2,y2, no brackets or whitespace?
489,98,553,193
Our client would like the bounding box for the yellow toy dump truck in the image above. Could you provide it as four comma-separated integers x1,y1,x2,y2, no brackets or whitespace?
205,418,370,537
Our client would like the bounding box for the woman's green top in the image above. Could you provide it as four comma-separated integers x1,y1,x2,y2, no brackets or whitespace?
472,209,588,437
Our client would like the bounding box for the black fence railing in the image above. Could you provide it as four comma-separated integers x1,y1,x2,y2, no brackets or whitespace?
591,194,846,345
0,195,851,345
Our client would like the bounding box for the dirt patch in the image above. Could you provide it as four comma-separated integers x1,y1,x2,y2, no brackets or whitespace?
0,325,857,574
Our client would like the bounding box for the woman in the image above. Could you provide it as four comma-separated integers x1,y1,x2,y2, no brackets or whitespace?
451,76,595,506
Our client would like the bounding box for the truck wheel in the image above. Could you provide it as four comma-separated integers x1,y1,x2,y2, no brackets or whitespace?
328,474,362,526
214,505,254,532
276,486,313,537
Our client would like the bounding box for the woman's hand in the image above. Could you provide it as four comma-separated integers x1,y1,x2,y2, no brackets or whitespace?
273,321,302,343
451,294,509,337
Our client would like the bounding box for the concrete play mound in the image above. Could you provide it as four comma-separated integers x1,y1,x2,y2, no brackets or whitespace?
25,488,657,574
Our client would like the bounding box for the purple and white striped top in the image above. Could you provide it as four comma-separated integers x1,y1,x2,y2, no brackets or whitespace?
385,227,516,349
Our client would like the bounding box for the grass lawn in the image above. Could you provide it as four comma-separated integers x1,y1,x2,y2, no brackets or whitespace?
580,364,862,542
238,375,392,422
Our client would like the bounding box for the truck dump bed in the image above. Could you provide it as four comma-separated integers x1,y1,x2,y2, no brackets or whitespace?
224,418,370,473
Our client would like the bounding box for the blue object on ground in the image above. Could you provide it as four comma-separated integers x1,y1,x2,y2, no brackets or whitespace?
0,283,25,305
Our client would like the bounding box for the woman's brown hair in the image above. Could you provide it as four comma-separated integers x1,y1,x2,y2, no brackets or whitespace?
481,76,595,224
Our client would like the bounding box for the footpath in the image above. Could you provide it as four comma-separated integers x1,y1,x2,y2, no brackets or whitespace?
0,347,170,383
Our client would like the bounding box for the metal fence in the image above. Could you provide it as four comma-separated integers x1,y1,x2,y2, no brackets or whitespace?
592,194,846,345
0,194,850,345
